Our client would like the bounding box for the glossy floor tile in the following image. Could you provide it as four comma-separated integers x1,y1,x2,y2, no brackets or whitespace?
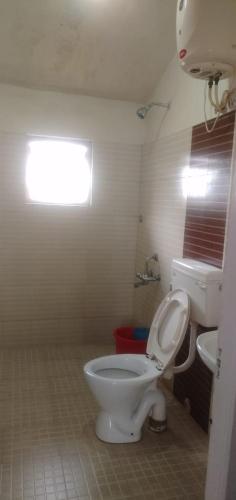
0,344,208,499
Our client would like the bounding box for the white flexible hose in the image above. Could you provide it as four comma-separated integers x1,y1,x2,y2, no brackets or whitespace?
204,81,220,133
209,85,217,110
214,84,221,111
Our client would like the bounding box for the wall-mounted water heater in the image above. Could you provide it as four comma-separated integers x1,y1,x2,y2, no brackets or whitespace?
176,0,236,132
177,0,236,80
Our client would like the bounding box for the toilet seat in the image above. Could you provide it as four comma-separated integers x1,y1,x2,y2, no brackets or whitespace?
147,288,190,369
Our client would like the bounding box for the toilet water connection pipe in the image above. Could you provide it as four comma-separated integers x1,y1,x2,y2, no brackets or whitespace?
113,387,166,435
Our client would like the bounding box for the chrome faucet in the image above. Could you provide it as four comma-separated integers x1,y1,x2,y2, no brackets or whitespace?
134,254,161,288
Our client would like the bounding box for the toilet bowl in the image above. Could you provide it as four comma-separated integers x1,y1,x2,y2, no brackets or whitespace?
84,288,190,443
84,353,163,442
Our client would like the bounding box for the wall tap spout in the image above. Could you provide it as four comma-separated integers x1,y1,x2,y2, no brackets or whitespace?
134,271,160,288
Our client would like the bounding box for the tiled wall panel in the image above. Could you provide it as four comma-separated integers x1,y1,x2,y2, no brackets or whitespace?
174,111,236,431
134,129,192,325
183,111,235,267
0,133,141,345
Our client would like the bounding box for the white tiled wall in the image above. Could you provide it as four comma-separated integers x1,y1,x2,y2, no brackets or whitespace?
134,129,192,326
0,132,141,345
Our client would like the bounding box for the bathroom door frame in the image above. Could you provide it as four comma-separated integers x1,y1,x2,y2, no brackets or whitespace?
205,135,236,499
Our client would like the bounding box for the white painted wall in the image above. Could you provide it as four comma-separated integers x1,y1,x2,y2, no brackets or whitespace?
0,132,141,346
145,55,230,142
0,83,144,346
134,129,191,326
0,83,145,144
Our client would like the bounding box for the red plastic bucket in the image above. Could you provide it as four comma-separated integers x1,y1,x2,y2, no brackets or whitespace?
113,327,147,354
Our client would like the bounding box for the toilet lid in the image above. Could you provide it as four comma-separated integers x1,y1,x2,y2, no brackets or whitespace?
146,289,190,369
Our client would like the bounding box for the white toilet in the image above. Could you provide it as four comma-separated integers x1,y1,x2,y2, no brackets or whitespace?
84,259,223,443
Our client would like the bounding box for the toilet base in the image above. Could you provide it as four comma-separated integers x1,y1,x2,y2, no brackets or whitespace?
148,416,167,433
96,411,141,443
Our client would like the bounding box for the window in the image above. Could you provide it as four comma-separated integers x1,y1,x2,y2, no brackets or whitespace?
25,138,92,205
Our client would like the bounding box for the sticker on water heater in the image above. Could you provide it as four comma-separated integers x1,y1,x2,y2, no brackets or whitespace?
179,49,187,59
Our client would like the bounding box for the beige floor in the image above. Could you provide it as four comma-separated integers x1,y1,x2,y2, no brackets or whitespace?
0,344,208,500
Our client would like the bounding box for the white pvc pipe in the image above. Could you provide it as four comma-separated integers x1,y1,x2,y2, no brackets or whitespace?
150,389,166,422
114,388,166,434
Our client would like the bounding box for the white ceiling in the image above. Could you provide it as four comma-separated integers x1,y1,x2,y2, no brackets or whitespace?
0,0,177,102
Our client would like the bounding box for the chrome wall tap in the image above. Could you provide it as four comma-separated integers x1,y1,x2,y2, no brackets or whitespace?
134,254,161,288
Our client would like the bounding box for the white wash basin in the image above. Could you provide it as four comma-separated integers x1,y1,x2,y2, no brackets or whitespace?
196,330,218,373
